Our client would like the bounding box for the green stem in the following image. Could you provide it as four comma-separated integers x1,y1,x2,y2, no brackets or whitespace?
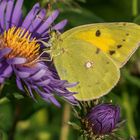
60,103,71,140
8,119,18,140
122,92,137,137
132,0,138,17
8,106,20,140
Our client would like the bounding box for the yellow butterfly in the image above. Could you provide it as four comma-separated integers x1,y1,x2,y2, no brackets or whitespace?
50,22,140,101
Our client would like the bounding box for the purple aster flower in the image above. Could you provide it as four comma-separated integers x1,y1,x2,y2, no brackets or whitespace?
84,103,120,135
0,0,77,106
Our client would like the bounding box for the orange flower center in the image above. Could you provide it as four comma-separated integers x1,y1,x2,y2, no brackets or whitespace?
0,27,40,65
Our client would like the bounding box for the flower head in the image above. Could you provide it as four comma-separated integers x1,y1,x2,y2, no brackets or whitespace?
84,103,120,135
0,0,77,106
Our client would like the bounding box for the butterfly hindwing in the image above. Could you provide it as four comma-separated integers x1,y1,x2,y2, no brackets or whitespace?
52,35,120,100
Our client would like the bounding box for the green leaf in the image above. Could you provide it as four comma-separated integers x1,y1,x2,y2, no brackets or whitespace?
134,15,140,24
123,69,140,88
57,8,104,28
0,101,13,132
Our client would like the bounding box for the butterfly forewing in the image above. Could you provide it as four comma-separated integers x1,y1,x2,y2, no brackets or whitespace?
62,22,140,68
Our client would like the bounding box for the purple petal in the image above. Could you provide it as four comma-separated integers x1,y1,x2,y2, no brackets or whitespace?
6,0,14,30
26,83,35,98
0,48,11,59
0,62,8,75
0,77,4,83
36,10,59,35
50,79,67,87
39,90,60,107
54,88,67,94
0,25,2,33
16,76,24,91
52,19,67,30
22,3,40,30
42,19,68,37
64,96,78,105
64,82,78,88
49,96,61,107
36,79,51,86
17,66,38,74
16,70,30,78
2,65,13,77
7,57,26,65
11,0,24,27
0,0,7,30
30,69,47,80
29,9,46,32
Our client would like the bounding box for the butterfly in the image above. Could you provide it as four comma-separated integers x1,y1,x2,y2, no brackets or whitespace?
49,22,140,101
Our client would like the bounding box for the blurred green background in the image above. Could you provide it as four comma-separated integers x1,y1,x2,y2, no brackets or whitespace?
0,0,140,140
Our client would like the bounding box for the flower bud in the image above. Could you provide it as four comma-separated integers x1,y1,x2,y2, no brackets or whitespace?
84,103,120,135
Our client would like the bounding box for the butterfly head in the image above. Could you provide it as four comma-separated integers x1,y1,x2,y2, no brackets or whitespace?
47,30,64,58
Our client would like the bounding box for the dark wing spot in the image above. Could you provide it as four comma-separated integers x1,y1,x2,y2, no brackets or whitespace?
62,48,65,53
123,23,127,26
117,44,122,49
96,48,100,54
109,50,116,55
126,33,129,36
106,61,110,64
95,82,100,85
95,30,101,37
122,39,126,42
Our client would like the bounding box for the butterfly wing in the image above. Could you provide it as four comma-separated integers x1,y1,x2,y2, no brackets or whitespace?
63,22,140,68
52,34,120,100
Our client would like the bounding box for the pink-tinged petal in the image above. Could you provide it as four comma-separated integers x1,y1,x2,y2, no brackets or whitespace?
7,57,26,65
6,0,14,30
22,3,40,29
29,9,46,32
0,0,7,30
36,10,59,35
11,0,23,26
